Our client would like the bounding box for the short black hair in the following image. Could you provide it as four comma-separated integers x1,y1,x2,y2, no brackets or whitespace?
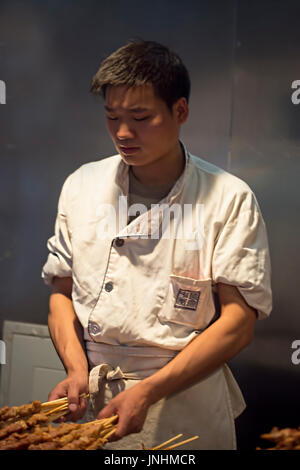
90,40,191,112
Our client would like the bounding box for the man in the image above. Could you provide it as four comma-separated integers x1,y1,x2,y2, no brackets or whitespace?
42,41,272,449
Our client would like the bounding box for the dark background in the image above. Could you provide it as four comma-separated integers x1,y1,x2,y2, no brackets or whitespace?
0,0,300,449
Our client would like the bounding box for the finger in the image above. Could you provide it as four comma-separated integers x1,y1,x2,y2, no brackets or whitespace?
48,388,62,401
68,401,88,422
79,397,87,410
107,430,119,442
108,410,131,440
51,412,68,424
108,423,126,441
59,408,82,422
113,411,144,440
78,398,87,417
67,383,80,413
48,391,58,401
114,422,127,439
97,403,117,420
47,384,67,402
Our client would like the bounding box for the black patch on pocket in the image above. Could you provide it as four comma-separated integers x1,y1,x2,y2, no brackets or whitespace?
174,289,201,310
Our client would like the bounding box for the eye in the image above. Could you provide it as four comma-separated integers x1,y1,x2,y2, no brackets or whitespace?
106,115,118,121
133,116,149,121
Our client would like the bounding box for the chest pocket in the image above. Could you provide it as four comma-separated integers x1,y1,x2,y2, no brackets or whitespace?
158,275,216,330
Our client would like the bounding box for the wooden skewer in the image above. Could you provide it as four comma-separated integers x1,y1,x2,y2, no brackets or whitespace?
82,415,118,429
99,423,117,435
48,409,69,422
41,397,67,408
151,434,183,450
101,415,118,426
103,428,116,440
163,435,199,450
44,403,69,416
82,419,102,427
41,393,89,409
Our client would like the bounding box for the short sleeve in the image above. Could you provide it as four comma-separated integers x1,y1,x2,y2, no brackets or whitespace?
41,175,73,286
212,188,272,320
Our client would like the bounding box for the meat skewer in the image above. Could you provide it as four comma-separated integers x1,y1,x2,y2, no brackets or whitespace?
0,407,9,420
29,421,106,450
0,401,42,425
27,422,82,450
0,394,89,428
1,422,81,451
259,426,300,450
0,420,28,441
0,413,50,446
59,424,103,450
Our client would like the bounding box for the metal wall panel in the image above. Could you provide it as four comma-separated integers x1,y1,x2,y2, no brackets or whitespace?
228,0,300,449
0,0,235,336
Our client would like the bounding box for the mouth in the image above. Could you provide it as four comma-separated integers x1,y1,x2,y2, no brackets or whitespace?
119,146,140,155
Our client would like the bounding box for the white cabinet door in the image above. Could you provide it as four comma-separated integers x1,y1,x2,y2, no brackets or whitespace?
0,321,66,407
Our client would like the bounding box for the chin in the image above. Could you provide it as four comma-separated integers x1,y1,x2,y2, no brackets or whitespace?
120,154,149,166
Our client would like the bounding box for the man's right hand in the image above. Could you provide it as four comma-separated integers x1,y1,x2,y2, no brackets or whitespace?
48,373,89,422
47,275,90,422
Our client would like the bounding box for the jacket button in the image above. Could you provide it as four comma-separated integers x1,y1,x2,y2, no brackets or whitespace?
88,321,101,335
105,282,113,292
115,237,124,247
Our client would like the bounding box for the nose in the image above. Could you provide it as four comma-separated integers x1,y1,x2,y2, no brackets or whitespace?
116,121,135,140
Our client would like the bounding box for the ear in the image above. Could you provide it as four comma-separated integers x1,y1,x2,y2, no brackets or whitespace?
173,97,189,124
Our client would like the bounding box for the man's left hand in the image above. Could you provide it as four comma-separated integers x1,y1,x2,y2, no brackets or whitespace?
96,383,151,441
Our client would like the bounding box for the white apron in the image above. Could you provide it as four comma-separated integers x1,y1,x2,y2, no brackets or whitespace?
85,342,246,450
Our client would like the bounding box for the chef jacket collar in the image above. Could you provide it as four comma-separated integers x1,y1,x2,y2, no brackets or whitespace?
114,140,191,204
114,141,192,238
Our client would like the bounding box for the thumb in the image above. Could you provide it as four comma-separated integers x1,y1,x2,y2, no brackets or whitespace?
67,383,80,413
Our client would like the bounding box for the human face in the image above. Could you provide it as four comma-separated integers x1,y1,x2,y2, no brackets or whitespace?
104,84,188,168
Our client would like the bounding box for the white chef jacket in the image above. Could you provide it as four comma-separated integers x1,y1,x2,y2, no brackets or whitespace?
41,142,272,448
41,142,272,350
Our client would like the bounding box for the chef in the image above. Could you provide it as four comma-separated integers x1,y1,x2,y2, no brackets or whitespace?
42,40,272,449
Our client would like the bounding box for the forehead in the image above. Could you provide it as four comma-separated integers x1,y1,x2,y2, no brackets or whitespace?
105,83,163,110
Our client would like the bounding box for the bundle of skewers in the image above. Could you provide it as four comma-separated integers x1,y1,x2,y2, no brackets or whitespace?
257,426,300,450
0,396,199,450
0,394,118,450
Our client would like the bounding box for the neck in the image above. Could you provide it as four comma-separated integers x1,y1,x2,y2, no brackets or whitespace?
130,141,185,187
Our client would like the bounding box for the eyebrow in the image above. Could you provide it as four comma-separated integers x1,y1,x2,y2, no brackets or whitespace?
104,105,150,113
